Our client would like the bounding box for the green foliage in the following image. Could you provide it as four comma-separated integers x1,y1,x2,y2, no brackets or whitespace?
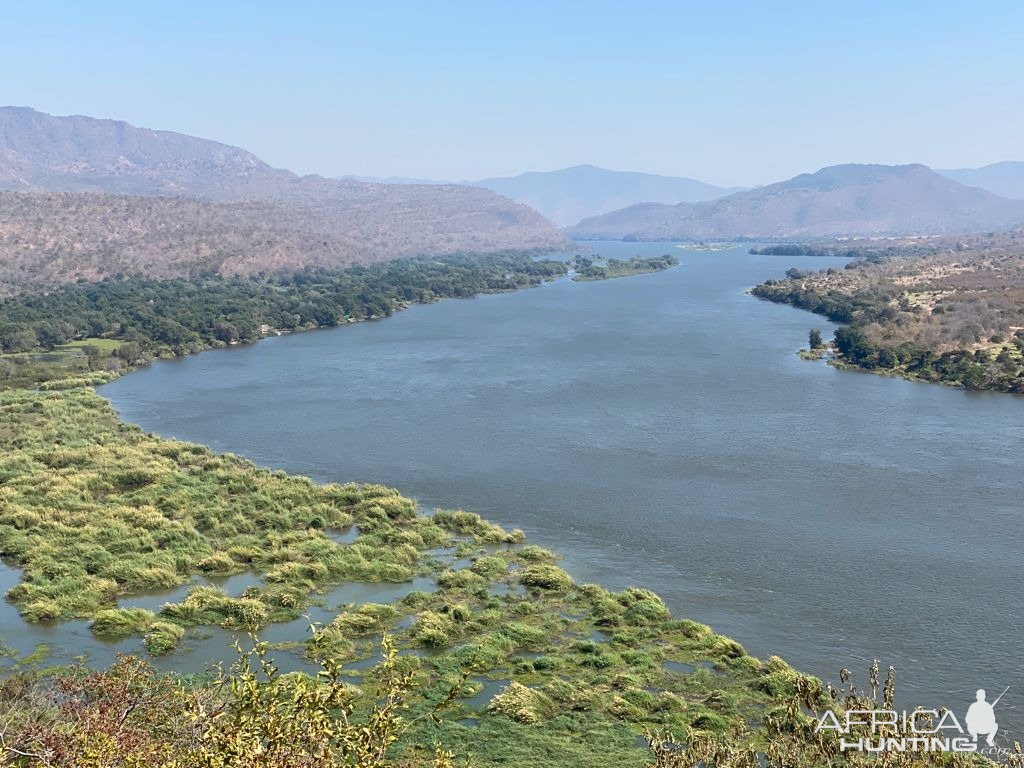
144,621,185,655
573,253,679,282
0,637,466,767
0,388,451,635
90,608,155,637
0,254,567,389
518,565,573,591
486,681,556,725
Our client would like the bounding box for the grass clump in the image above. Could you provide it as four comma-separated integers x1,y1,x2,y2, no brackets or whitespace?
143,621,185,655
0,388,447,639
329,603,400,636
487,681,556,725
91,608,155,637
518,564,573,591
437,568,487,593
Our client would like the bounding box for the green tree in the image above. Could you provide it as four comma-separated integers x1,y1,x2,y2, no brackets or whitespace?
808,329,823,349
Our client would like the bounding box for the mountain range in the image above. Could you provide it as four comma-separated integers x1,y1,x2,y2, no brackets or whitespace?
937,161,1024,201
0,107,567,292
568,164,1024,240
3,106,1024,291
341,165,741,225
471,166,740,226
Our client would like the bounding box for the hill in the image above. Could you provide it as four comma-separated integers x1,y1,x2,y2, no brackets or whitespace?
471,165,738,226
0,189,564,294
568,163,1024,240
752,229,1024,392
0,107,567,292
938,161,1024,200
340,165,738,226
0,106,296,198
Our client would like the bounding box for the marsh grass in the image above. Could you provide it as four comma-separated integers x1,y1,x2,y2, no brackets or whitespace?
2,386,982,766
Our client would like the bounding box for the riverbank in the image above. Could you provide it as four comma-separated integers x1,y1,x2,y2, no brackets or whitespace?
1,250,1003,766
0,252,569,391
750,245,1024,393
0,253,808,765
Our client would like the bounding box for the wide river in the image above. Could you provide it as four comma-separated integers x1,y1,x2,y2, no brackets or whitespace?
92,243,1023,727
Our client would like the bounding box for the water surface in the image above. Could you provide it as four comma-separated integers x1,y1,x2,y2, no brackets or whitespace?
90,243,1024,729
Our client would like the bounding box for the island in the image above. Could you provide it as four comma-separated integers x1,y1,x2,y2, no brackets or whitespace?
571,253,679,282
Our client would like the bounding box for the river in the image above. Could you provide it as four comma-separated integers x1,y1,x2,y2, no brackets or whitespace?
11,242,1023,730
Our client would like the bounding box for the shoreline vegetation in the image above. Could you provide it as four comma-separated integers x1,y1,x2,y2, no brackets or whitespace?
0,252,568,390
571,254,679,282
0,253,993,766
750,232,1024,393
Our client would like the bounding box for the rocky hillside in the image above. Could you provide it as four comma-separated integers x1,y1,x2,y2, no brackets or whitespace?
0,189,564,294
0,106,293,198
0,107,567,292
569,164,1024,240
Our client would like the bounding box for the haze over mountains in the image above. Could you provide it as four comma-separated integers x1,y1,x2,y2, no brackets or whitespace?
342,165,740,226
0,107,566,292
937,162,1024,201
471,166,740,226
569,164,1024,241
3,106,1024,294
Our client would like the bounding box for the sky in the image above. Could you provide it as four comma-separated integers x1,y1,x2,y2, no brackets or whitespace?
3,1,1022,187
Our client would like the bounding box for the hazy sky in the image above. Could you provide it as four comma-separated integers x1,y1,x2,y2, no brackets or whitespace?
4,1,1022,186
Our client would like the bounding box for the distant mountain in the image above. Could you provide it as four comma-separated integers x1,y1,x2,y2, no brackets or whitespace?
938,162,1024,200
0,186,567,295
0,108,566,291
338,165,738,226
471,165,739,226
0,106,293,198
568,164,1024,241
339,174,455,185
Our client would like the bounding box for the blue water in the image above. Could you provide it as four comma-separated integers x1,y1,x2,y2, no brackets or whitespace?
57,242,1024,734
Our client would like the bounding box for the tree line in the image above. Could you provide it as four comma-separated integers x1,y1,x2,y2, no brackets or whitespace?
0,253,567,387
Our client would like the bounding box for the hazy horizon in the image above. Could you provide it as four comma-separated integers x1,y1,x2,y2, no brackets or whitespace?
4,1,1023,187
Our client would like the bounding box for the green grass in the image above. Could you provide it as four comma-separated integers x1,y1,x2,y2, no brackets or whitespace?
56,338,126,352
